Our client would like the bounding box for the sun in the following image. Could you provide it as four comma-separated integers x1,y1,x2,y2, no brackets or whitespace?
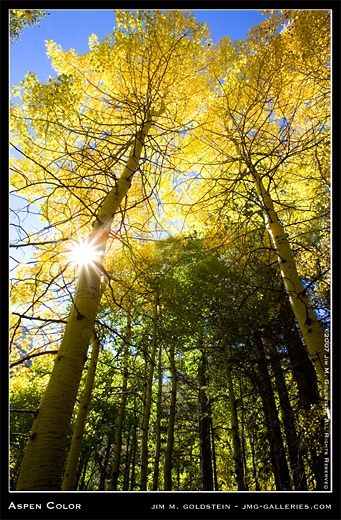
68,240,100,268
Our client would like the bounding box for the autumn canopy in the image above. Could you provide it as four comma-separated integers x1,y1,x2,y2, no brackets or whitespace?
10,9,330,493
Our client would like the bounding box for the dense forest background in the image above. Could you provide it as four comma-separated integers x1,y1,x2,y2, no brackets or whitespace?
9,9,330,492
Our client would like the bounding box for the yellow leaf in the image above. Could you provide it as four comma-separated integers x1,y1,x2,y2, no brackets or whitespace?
13,9,24,18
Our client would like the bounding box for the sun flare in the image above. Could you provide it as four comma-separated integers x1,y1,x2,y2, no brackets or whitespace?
68,240,100,268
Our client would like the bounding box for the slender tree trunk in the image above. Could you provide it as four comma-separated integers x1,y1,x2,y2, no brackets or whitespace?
139,296,158,490
163,342,177,490
278,295,325,489
79,454,90,490
222,346,246,491
99,435,113,490
281,299,321,406
16,113,162,490
152,343,163,490
265,337,308,490
109,311,131,490
198,348,213,491
284,317,325,489
73,456,84,491
249,163,325,386
62,334,101,490
252,333,292,490
129,395,139,491
123,421,132,491
210,416,218,491
217,310,246,491
248,431,260,490
238,375,249,490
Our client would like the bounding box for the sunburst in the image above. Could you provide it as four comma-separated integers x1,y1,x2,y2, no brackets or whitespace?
68,239,101,268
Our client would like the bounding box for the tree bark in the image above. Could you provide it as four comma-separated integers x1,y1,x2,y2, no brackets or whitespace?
222,347,246,491
250,164,325,386
62,333,101,490
265,337,308,490
284,319,325,489
163,342,177,490
198,348,213,491
279,295,325,489
210,415,219,491
109,311,131,490
129,395,139,491
16,113,162,490
152,342,163,490
98,435,113,490
252,333,292,490
139,296,158,490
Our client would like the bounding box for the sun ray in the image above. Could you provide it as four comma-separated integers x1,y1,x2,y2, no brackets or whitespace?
68,239,101,268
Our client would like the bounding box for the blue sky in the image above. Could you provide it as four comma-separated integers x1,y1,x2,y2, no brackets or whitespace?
10,9,265,87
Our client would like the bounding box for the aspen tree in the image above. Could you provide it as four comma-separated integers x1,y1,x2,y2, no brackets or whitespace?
163,341,177,490
62,333,101,490
13,10,210,490
139,296,158,490
109,311,131,491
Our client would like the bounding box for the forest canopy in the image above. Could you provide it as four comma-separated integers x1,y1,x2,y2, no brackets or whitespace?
9,9,331,492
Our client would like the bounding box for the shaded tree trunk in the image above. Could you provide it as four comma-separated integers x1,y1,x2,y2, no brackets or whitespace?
123,420,132,491
62,334,101,490
248,430,261,491
152,342,163,490
265,337,308,490
139,296,158,490
98,435,113,490
198,347,213,491
210,415,219,490
252,333,292,490
109,311,131,490
238,375,249,490
222,346,246,491
129,395,139,491
164,342,177,490
280,296,326,489
79,454,90,490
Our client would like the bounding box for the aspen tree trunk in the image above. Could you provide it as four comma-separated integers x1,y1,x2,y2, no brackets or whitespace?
238,375,249,490
79,455,90,490
217,311,246,490
17,110,162,490
281,297,320,406
109,311,131,490
221,347,246,491
265,338,308,490
129,395,139,491
152,343,163,490
139,296,158,490
163,342,177,490
210,415,219,491
62,334,101,490
249,164,325,386
73,456,84,491
252,334,292,490
123,421,132,490
248,431,261,490
98,435,113,490
282,305,325,489
198,348,214,491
